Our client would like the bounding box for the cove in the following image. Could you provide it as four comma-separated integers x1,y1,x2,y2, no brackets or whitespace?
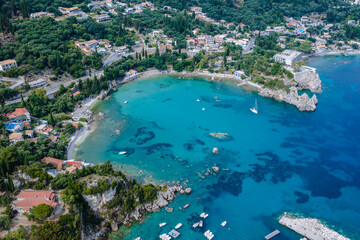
74,55,360,240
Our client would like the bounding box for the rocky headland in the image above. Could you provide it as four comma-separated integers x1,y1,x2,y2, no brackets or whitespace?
260,86,318,111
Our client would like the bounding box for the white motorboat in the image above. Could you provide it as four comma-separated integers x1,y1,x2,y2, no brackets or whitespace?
199,220,203,227
159,222,167,227
192,222,200,228
202,108,205,111
197,99,200,102
200,213,208,219
119,151,127,155
175,223,182,229
204,230,214,240
221,221,227,227
124,101,128,104
250,99,258,114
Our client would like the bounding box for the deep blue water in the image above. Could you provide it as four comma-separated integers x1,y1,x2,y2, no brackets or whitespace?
74,55,360,240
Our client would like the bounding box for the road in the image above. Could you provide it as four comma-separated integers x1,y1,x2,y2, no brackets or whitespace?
5,69,104,105
243,38,255,54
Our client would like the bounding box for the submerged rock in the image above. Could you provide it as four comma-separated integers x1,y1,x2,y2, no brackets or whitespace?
259,87,317,111
212,147,219,154
209,132,234,141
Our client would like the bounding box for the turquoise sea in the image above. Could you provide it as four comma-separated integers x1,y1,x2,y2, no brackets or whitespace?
74,55,360,240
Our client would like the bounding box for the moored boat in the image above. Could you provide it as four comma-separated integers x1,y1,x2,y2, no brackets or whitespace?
159,222,167,227
221,221,227,227
183,204,189,209
175,223,182,229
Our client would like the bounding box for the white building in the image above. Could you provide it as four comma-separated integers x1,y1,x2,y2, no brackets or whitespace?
0,59,17,71
273,50,302,66
29,79,47,89
235,71,245,78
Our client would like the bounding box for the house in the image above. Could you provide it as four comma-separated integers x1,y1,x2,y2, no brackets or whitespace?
125,69,137,77
235,70,245,78
48,135,58,143
95,15,111,22
0,59,17,72
6,108,31,123
72,91,81,97
41,157,64,170
16,190,57,212
273,50,302,66
25,130,33,137
65,161,84,168
301,16,309,25
9,132,24,144
191,7,202,14
29,79,47,89
124,8,134,14
58,7,81,15
23,122,31,129
347,20,356,25
84,40,99,50
205,36,214,45
29,138,37,143
214,34,227,44
186,39,196,49
30,12,55,18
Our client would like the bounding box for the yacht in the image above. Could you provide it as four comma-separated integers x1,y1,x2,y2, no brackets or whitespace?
183,204,189,209
159,222,166,227
221,221,227,227
199,220,203,227
119,151,127,155
250,99,258,114
192,222,200,228
175,223,182,229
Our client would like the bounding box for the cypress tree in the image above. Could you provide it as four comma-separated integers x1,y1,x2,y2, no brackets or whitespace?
20,94,26,108
49,112,55,127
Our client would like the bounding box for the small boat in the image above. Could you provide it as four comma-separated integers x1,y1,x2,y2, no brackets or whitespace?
192,222,200,228
124,101,128,104
221,221,227,227
159,233,171,240
199,220,203,227
200,213,208,218
183,204,189,209
159,222,166,227
202,108,205,111
175,223,182,229
250,99,258,114
204,230,214,240
196,99,200,102
119,151,127,155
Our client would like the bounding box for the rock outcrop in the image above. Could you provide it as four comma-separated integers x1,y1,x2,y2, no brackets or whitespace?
83,187,117,210
259,87,318,111
293,67,322,93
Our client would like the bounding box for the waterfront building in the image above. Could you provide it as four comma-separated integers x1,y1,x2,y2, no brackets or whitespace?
235,70,245,78
6,108,31,123
0,59,17,71
126,69,137,77
273,50,302,66
41,157,64,170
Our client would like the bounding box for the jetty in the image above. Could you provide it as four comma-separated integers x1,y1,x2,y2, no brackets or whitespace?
279,214,350,240
265,230,280,239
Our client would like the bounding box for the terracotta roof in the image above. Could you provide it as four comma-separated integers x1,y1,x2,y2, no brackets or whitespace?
48,135,58,143
23,122,31,128
9,132,23,140
6,108,29,119
72,123,79,129
16,199,57,211
65,161,83,168
72,91,81,97
41,157,64,170
29,138,38,143
18,190,55,199
0,59,16,65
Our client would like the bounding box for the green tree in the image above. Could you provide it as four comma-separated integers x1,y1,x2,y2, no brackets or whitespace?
0,216,11,230
30,204,53,220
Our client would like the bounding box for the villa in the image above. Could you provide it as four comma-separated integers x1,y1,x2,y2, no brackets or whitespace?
273,50,302,66
6,108,31,123
41,157,64,170
9,132,24,144
0,59,17,72
126,69,137,77
16,190,57,213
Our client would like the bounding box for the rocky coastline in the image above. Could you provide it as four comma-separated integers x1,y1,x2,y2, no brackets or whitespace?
83,184,191,239
260,86,318,111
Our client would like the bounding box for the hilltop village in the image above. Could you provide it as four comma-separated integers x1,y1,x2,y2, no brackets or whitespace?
0,0,360,239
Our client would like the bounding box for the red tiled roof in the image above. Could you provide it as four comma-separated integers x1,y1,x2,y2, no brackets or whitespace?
17,190,55,200
41,157,64,170
29,138,37,143
16,199,57,211
6,108,29,119
65,161,83,168
23,122,31,128
48,135,58,143
72,123,79,129
72,91,81,97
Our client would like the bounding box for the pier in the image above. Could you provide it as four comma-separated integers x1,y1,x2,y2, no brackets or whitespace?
169,229,180,238
265,230,280,239
279,214,350,240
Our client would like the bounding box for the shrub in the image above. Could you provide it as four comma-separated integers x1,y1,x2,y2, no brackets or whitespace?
30,204,53,220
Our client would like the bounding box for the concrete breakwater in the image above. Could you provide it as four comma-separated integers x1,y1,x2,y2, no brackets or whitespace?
279,214,350,240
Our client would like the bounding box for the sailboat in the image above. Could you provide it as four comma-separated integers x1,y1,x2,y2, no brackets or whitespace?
250,99,258,114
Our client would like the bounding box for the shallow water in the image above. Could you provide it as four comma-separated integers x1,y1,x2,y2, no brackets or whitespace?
74,55,360,240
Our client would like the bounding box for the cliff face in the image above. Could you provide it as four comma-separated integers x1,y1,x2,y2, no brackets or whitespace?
294,68,322,93
259,87,318,111
83,185,190,239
